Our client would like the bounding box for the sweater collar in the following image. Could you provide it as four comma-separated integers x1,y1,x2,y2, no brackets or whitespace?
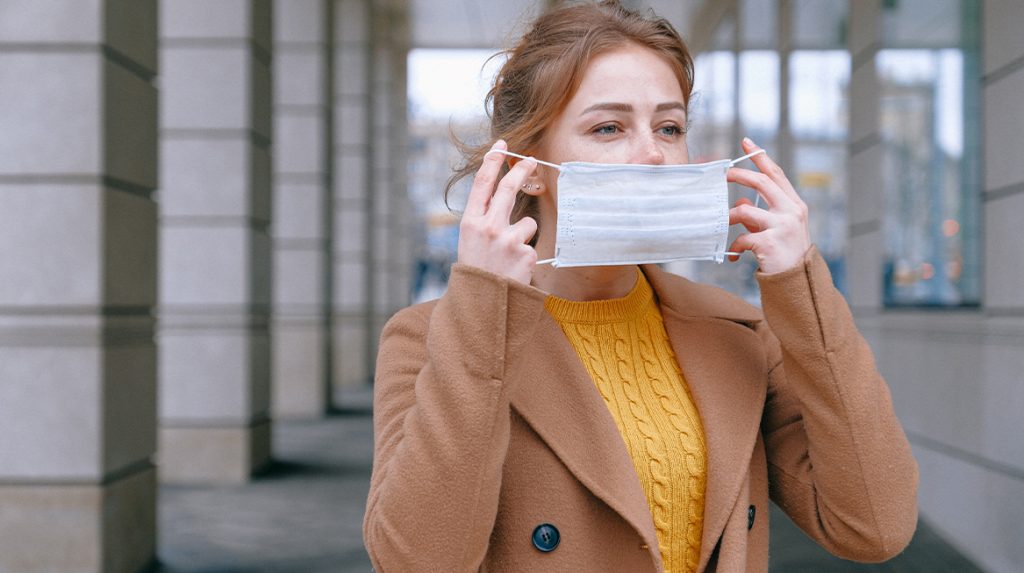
543,268,653,324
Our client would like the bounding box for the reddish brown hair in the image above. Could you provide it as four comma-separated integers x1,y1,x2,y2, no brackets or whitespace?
445,0,695,229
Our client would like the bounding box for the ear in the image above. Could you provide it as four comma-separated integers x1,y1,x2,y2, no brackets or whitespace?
505,148,538,170
520,177,546,197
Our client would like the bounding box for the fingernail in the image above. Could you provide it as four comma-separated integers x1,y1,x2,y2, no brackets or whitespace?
743,137,755,147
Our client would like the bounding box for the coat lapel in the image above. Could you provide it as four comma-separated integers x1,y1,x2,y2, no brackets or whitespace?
644,265,768,572
510,311,664,569
509,265,767,573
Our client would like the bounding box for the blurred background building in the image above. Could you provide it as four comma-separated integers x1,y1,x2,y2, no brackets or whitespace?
0,0,1020,572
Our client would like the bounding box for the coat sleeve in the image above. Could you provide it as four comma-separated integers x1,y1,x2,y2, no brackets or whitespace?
755,245,919,562
362,263,547,572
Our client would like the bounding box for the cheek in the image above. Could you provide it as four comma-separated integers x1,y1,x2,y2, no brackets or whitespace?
548,173,559,194
662,143,689,166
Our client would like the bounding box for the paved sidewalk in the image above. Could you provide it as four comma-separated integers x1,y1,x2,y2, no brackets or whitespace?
156,385,983,573
156,389,375,572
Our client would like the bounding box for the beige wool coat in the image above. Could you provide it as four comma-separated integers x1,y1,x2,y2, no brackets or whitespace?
363,246,919,572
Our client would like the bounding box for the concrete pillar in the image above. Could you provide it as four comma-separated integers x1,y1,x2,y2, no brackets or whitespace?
158,0,274,483
332,0,374,392
730,2,744,155
982,0,1024,312
775,0,794,174
371,0,414,353
0,1,158,571
845,0,884,312
960,3,1024,567
271,0,334,419
331,0,413,398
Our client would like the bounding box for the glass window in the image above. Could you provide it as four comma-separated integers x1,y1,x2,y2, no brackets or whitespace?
878,0,981,306
791,49,851,293
688,50,737,163
678,3,850,305
740,50,780,146
406,49,502,303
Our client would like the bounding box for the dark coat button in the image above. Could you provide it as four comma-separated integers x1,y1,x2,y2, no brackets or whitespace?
532,523,560,552
748,505,756,530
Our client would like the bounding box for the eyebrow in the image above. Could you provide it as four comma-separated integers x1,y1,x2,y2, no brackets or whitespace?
580,101,686,115
655,102,686,113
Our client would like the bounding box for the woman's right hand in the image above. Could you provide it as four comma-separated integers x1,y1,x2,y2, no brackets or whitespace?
457,140,539,285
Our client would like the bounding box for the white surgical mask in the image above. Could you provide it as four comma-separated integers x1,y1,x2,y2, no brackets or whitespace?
487,149,765,268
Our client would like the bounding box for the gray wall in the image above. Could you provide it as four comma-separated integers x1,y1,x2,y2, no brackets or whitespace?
849,2,1024,572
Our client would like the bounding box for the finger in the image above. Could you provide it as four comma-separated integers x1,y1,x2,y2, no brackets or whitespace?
732,197,756,225
727,232,760,262
465,140,507,216
487,157,537,224
727,167,787,210
729,201,773,233
509,216,538,244
740,137,802,203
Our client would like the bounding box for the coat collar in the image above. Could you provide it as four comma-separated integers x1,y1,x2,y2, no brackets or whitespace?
640,264,763,324
510,265,768,572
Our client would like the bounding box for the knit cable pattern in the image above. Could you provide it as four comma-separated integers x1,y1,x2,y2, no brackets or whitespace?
545,270,707,573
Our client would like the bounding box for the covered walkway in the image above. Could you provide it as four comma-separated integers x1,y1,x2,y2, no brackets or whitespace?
154,385,983,573
2,1,1021,571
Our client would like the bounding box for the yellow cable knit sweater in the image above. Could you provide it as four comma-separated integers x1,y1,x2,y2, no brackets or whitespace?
544,269,707,573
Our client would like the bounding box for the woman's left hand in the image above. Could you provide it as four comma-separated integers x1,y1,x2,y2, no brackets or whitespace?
726,137,812,274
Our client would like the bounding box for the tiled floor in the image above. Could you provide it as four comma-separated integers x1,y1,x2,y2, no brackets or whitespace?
156,385,984,573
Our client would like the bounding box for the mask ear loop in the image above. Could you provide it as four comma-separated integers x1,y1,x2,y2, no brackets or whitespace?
482,149,560,266
721,148,768,259
729,148,767,208
483,148,562,171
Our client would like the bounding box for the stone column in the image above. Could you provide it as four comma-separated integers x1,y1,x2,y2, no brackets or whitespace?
982,1,1024,312
975,8,1024,566
371,0,414,354
0,1,158,571
271,0,334,419
845,0,884,312
775,0,794,174
158,0,274,483
332,0,374,392
332,0,412,397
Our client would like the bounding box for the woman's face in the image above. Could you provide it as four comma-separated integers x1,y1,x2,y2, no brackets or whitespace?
525,43,690,259
537,43,690,171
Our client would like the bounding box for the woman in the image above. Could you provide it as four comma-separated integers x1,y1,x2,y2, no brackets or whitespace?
363,2,918,572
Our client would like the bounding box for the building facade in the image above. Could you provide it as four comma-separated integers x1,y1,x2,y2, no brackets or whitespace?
0,0,1021,571
0,0,412,570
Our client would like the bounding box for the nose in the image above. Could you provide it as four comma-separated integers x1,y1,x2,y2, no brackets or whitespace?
634,133,665,165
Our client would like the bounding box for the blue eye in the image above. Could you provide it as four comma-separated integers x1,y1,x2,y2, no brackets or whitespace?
659,125,682,136
594,124,619,135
